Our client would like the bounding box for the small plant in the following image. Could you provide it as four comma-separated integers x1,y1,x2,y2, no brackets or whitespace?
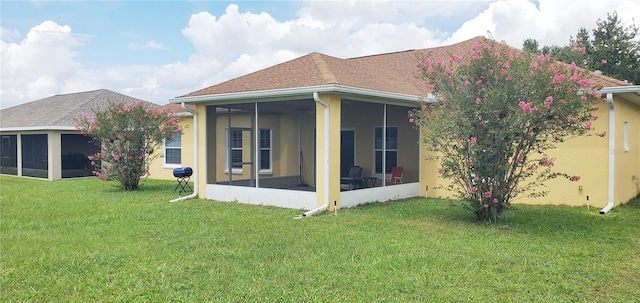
75,101,181,190
410,38,602,221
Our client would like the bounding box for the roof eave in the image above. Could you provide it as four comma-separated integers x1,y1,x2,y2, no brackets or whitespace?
599,85,640,94
0,126,78,132
170,85,437,106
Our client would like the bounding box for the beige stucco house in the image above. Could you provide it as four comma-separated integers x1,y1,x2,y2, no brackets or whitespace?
146,37,638,214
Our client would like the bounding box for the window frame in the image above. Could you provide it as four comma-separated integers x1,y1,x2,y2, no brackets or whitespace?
624,121,629,152
373,126,398,176
225,128,243,174
259,128,272,174
163,132,182,168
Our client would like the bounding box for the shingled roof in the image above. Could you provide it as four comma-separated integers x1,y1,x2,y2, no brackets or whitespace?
0,89,157,131
180,36,629,100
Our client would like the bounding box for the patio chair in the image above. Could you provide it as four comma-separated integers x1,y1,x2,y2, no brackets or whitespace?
386,166,404,185
340,166,364,190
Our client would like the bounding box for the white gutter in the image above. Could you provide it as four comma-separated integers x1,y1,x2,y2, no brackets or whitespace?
302,92,330,217
600,93,615,214
599,85,640,94
0,126,77,132
169,85,434,106
170,102,198,203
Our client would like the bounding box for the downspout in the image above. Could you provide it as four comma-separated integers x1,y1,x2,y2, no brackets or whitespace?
600,93,615,214
302,92,330,217
170,102,198,203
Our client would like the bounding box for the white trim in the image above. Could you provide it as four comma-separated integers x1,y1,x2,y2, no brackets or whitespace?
0,126,77,132
340,182,420,208
598,85,640,94
206,184,317,210
170,85,437,106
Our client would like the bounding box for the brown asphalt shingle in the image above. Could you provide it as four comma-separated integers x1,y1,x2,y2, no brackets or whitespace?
182,36,630,99
0,89,157,129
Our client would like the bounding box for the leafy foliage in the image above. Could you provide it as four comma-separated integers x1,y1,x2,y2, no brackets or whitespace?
526,11,640,84
75,101,181,190
411,38,602,221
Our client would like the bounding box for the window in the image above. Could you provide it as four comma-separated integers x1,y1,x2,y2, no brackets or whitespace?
259,129,272,172
225,129,243,172
374,126,398,175
624,121,629,152
164,132,181,166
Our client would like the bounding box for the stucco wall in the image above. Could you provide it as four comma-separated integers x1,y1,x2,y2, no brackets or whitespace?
614,95,640,203
148,117,194,180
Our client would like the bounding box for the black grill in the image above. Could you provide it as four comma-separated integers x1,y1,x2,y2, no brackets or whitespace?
173,167,193,178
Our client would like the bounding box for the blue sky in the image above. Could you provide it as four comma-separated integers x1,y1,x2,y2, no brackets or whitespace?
1,0,638,108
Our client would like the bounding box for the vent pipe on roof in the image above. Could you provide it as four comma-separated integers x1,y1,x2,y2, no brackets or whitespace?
600,93,615,214
170,102,198,203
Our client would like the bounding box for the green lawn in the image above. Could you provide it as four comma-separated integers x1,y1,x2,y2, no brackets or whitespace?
1,176,639,302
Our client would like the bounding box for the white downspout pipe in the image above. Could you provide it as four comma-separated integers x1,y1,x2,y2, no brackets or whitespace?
170,102,198,203
302,92,330,217
600,93,615,214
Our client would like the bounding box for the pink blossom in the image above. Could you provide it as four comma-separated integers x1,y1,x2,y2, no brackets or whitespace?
470,136,477,144
518,101,533,113
87,155,94,161
453,54,463,62
464,80,471,86
484,191,492,198
553,74,565,83
569,62,577,69
578,79,589,87
544,96,553,109
113,154,120,161
592,115,598,121
570,176,581,182
601,59,607,64
505,75,512,81
503,62,510,69
597,131,607,137
421,104,428,110
529,70,535,77
483,204,489,209
409,118,414,123
508,54,515,61
475,79,483,86
581,95,587,101
517,155,524,162
473,176,480,182
470,186,477,194
493,198,499,204
585,121,592,129
592,105,599,110
437,167,444,175
475,98,482,105
560,99,567,104
467,160,473,167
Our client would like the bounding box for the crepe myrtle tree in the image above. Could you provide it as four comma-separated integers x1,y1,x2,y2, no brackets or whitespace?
75,101,181,190
410,38,604,221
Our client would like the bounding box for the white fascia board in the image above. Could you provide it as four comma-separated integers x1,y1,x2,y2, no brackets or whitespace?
0,126,78,132
598,85,640,94
169,85,437,106
171,112,193,117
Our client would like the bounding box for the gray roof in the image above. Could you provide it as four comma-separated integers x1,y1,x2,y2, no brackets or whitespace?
0,89,158,131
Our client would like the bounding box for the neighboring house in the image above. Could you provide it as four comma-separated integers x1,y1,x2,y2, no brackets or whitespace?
158,36,638,214
0,89,157,180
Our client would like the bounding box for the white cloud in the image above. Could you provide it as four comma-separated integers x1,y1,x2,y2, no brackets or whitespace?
1,21,85,108
0,26,21,41
144,41,168,50
2,1,639,110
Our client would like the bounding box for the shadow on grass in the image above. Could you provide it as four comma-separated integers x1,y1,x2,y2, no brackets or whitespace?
353,196,640,239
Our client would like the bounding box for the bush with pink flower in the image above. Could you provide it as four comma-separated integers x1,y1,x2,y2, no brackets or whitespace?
410,38,602,221
75,101,181,190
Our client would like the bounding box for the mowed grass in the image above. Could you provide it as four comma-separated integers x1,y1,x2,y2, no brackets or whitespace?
1,176,639,302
